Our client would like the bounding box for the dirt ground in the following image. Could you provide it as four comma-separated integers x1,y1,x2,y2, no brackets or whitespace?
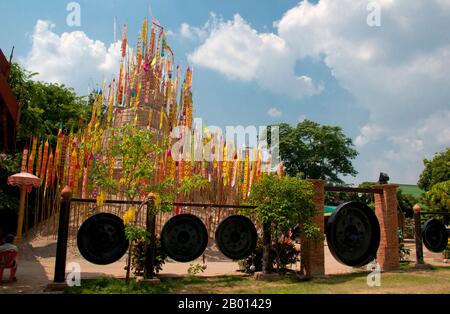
1,235,448,294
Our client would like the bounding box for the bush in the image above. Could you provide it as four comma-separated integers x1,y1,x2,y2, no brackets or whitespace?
129,238,167,276
443,245,450,259
246,174,320,242
187,263,206,276
403,218,415,239
398,229,410,263
0,153,20,212
238,238,300,273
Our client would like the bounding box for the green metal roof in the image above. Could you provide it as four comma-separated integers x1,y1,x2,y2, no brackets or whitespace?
324,205,336,214
397,184,424,198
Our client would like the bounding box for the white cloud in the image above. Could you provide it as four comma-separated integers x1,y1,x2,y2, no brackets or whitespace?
188,14,324,99
21,20,121,95
274,0,450,183
185,2,450,182
355,124,385,147
267,107,282,117
276,0,450,131
178,13,223,41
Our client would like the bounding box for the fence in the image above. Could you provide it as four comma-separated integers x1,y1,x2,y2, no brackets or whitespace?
53,186,257,283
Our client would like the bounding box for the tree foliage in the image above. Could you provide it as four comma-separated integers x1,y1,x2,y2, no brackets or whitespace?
0,153,20,211
396,189,418,218
424,180,450,223
90,123,207,214
417,148,450,191
277,120,358,184
247,174,320,240
8,63,91,145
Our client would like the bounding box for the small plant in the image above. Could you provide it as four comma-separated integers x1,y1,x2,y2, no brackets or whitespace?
398,229,410,262
403,218,415,239
272,239,300,272
187,263,205,276
399,242,411,262
129,238,167,276
238,238,300,273
443,244,450,260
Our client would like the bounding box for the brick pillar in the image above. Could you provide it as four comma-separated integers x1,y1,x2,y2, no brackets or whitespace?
373,184,400,271
301,179,325,277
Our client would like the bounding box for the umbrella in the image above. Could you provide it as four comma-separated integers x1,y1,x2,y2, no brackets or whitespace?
7,172,41,243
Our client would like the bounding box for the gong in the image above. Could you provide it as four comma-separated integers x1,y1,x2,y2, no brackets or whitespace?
422,218,448,253
215,215,257,260
77,213,129,265
161,214,208,262
326,201,380,267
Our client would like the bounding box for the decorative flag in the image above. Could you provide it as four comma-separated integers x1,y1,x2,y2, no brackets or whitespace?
27,137,37,174
40,140,49,182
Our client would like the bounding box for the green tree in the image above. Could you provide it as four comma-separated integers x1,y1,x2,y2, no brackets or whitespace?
246,174,320,273
424,180,450,224
8,63,91,145
417,148,450,191
397,189,418,218
89,123,207,278
277,120,358,184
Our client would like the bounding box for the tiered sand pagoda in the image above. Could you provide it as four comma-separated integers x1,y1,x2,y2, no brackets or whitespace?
19,18,276,242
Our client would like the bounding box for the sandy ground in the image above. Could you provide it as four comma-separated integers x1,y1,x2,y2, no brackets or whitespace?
1,236,447,294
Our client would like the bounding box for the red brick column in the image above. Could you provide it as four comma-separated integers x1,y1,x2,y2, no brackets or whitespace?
373,184,400,271
301,179,325,277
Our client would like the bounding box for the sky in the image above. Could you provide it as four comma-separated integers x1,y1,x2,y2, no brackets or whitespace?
1,0,449,185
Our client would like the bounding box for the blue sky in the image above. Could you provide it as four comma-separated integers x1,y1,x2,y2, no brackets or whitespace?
1,0,450,185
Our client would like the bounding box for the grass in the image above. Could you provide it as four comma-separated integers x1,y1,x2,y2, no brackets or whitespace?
65,265,450,294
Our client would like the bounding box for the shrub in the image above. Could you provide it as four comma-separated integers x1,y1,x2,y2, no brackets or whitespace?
187,263,206,276
443,245,450,259
398,229,410,262
129,237,167,276
246,174,320,242
403,218,415,239
238,238,300,273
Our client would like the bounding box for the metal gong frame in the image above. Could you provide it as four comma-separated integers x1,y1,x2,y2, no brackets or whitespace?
326,201,381,267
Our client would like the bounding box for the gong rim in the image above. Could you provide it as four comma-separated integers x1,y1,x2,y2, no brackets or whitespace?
422,218,448,253
326,201,380,267
77,213,129,265
215,215,257,260
161,214,208,263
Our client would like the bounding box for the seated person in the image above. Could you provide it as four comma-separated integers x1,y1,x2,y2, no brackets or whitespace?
0,234,18,253
0,234,18,282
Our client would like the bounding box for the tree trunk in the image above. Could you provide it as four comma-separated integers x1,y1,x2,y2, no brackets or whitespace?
125,244,132,281
262,222,272,274
144,201,156,278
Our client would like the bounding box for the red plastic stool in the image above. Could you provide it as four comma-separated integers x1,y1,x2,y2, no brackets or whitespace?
0,250,18,282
